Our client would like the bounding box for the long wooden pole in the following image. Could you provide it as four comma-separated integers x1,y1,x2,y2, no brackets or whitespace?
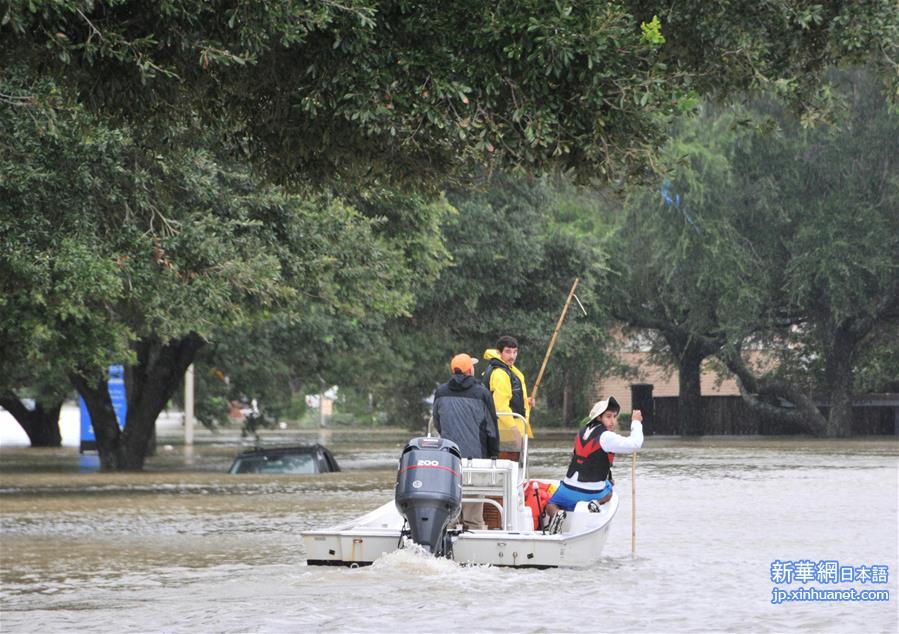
631,453,637,556
531,277,579,401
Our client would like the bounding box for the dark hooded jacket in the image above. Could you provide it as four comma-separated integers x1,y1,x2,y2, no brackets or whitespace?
433,373,499,458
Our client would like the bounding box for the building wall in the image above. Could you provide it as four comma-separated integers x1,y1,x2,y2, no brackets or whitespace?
593,350,768,413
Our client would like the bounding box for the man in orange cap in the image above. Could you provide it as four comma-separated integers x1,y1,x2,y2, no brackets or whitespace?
433,353,499,529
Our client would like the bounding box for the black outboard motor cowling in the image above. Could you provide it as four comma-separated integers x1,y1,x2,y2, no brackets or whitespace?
395,437,463,556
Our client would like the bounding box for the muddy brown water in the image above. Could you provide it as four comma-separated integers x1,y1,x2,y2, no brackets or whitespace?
1,431,897,633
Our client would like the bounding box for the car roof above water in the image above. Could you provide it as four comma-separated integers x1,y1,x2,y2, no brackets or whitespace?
229,444,340,474
233,444,325,457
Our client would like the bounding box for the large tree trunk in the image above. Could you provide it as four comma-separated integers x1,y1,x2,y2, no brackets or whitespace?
660,331,714,437
0,394,63,447
823,326,857,438
676,343,705,436
71,333,205,471
69,372,126,469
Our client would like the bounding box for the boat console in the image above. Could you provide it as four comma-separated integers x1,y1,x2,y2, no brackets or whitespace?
459,458,532,532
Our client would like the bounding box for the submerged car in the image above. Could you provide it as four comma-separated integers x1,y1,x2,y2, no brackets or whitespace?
228,445,340,474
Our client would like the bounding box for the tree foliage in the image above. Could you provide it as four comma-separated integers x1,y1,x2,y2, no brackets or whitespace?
0,78,423,466
608,69,899,436
626,0,899,119
4,0,683,184
188,176,617,431
720,69,899,436
604,106,762,434
4,2,898,461
8,1,895,185
364,175,615,428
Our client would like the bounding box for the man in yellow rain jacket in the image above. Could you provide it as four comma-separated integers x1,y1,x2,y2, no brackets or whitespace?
482,335,533,460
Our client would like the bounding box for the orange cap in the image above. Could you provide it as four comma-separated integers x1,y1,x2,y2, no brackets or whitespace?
450,353,478,374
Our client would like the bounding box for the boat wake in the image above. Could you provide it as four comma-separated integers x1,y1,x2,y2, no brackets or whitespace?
370,543,460,575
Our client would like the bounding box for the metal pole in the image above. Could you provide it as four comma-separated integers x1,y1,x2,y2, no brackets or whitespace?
184,364,195,446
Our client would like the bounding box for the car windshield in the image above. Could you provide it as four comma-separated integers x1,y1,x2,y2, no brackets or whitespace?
229,453,316,474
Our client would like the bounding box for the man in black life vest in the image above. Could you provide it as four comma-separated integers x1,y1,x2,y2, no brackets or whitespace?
544,396,644,532
481,335,533,461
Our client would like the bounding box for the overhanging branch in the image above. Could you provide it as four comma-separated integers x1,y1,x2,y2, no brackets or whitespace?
721,347,827,436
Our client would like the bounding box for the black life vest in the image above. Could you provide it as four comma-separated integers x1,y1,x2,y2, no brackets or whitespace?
565,423,615,483
482,359,525,416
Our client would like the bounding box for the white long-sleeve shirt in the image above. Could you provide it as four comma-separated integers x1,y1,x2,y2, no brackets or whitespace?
599,420,643,454
562,420,643,491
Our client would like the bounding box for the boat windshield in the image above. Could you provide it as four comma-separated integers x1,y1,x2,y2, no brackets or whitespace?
427,411,530,480
497,412,526,454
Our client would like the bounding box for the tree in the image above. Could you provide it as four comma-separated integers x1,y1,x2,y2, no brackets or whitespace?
0,393,64,447
7,2,895,185
4,2,897,460
4,1,683,184
608,69,898,437
625,0,899,116
0,303,68,447
184,189,453,430
360,175,614,428
606,108,759,435
1,74,134,448
1,84,416,468
720,69,899,437
3,2,679,463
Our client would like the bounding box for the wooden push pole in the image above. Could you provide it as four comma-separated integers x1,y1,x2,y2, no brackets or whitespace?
531,277,580,401
631,452,637,556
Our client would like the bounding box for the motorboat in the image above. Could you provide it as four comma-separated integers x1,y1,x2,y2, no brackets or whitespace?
302,415,618,568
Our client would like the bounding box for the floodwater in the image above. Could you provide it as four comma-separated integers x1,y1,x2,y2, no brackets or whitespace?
1,429,897,633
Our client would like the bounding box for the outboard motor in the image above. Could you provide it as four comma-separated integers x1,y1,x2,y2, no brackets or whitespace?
395,437,462,556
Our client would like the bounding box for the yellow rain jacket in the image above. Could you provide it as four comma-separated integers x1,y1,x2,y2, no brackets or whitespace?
482,349,533,445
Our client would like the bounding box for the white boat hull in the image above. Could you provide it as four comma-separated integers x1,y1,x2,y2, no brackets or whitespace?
303,487,619,569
